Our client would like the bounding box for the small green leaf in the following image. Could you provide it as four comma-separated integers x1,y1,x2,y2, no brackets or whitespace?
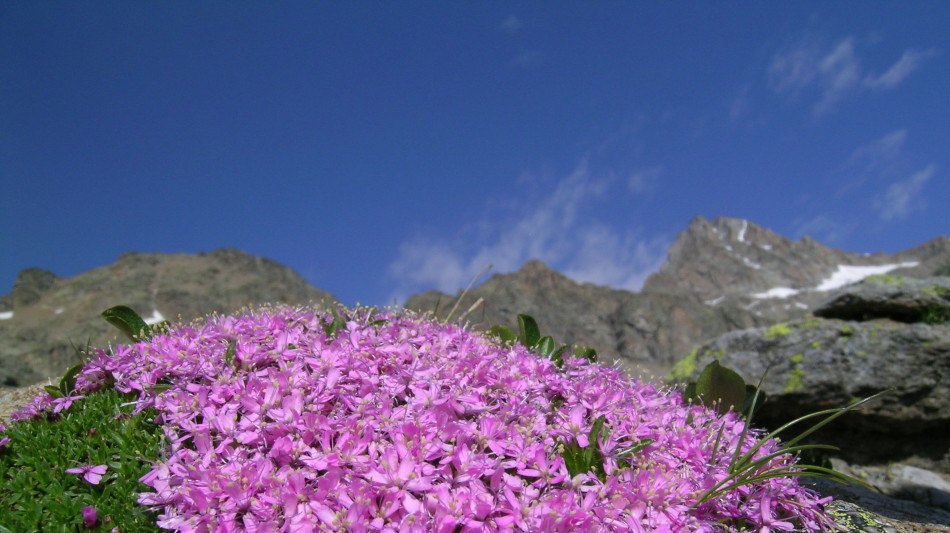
43,385,63,399
489,325,517,344
102,305,151,342
322,309,346,342
696,360,747,416
683,382,698,404
618,438,654,457
224,338,237,368
549,345,568,368
741,384,766,418
518,314,541,349
58,362,85,396
574,346,597,363
589,415,609,447
150,320,171,336
536,336,555,357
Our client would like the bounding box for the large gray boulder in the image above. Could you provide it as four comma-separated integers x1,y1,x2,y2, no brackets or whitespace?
814,276,950,323
671,277,950,465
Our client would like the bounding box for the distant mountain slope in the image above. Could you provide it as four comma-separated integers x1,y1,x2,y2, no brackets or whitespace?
0,249,338,387
3,218,946,387
406,216,950,379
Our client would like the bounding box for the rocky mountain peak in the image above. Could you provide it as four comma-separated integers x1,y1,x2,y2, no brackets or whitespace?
8,268,60,309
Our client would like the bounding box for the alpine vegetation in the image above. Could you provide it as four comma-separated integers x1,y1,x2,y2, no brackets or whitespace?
1,305,851,531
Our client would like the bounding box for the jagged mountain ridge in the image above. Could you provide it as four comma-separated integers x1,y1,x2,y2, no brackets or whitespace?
406,216,950,379
2,217,948,386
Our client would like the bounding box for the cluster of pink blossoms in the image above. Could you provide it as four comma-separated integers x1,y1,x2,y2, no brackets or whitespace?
7,307,835,532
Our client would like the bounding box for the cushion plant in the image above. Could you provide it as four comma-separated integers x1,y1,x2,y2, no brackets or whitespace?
0,305,871,531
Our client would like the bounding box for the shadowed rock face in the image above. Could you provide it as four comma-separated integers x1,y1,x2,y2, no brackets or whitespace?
0,249,338,388
677,277,950,466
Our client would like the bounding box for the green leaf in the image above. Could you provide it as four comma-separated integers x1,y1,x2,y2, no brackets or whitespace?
58,363,85,396
101,305,151,342
695,360,747,416
536,336,555,357
574,345,597,363
489,325,517,344
43,385,63,399
741,384,766,418
683,382,698,403
322,309,346,342
549,345,568,368
518,314,541,349
150,320,171,337
618,438,654,458
224,338,237,368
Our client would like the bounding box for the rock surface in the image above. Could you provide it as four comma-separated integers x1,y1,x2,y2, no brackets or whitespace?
672,277,950,529
0,249,338,388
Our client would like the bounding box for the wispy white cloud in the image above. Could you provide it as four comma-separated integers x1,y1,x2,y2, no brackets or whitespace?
387,159,671,303
500,15,522,34
627,166,662,193
792,214,854,244
767,36,932,116
875,164,936,221
813,38,861,115
848,129,907,172
509,49,540,67
863,48,936,90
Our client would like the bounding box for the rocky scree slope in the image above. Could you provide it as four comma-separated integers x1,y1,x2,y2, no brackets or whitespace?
407,216,950,380
0,249,338,388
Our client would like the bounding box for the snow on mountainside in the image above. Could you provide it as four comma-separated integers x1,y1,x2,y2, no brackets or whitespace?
641,216,948,324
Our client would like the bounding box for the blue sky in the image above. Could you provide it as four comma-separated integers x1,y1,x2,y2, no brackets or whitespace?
2,3,947,307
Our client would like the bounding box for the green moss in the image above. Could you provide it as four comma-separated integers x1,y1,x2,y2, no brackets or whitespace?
784,366,805,393
797,319,821,330
839,325,853,337
861,273,904,285
789,353,804,364
766,323,792,339
668,348,699,381
920,284,948,297
855,351,866,357
810,341,822,349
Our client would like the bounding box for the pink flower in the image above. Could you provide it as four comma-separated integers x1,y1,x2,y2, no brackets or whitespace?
51,393,85,414
66,464,108,485
82,505,98,528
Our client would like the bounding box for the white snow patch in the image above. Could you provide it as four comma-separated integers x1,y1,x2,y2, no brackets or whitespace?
742,257,762,270
752,287,800,299
795,302,809,309
814,262,919,292
761,244,772,251
738,220,748,243
725,245,733,252
143,310,166,325
55,308,64,314
705,296,725,306
0,311,12,320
